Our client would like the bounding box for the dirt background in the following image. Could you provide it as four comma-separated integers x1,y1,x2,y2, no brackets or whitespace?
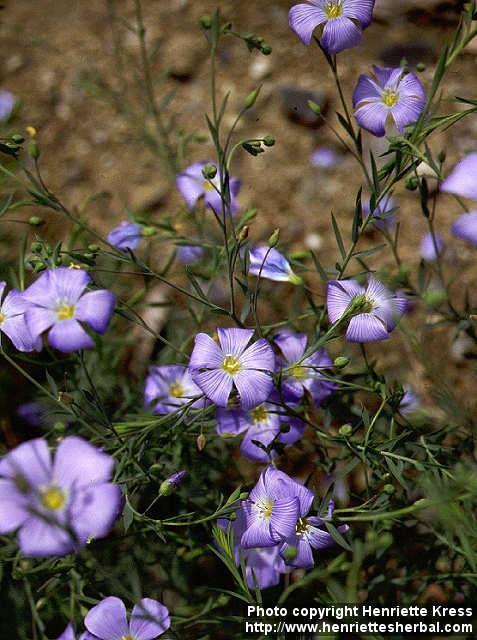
1,0,477,405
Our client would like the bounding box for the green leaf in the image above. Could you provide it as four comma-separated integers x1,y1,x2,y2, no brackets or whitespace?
331,212,346,259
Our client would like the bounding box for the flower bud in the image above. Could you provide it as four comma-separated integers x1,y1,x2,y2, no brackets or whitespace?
159,470,186,496
202,164,217,180
238,225,249,242
423,288,447,307
263,135,275,147
438,150,446,164
28,215,42,226
239,492,249,500
149,464,162,477
416,62,426,72
334,356,350,369
28,139,39,159
405,177,419,191
244,86,261,109
199,15,212,29
283,545,297,562
339,424,353,437
88,244,100,253
308,100,322,116
261,44,272,55
268,228,280,247
196,433,206,451
383,483,395,495
11,134,25,143
141,226,156,237
26,126,37,138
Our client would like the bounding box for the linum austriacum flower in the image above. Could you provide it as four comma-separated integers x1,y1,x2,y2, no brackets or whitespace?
441,152,477,246
189,327,275,409
144,364,205,414
248,246,303,285
0,280,39,352
22,267,116,353
176,161,241,214
289,0,376,54
0,436,122,557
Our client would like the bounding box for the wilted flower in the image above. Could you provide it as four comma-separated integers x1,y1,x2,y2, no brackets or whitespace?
280,498,349,569
107,221,143,251
0,436,123,557
327,274,407,342
420,232,443,261
176,244,205,264
273,330,336,404
353,66,426,137
441,152,477,200
144,365,205,414
176,161,241,214
23,268,115,353
241,466,312,548
84,596,170,640
189,328,275,410
0,90,16,120
248,246,302,285
310,147,340,169
0,281,40,352
289,0,375,54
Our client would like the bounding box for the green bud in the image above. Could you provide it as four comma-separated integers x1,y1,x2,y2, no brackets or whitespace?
83,253,95,260
263,135,275,147
416,62,426,72
28,215,42,226
438,150,446,164
159,479,173,497
244,86,261,109
283,545,298,562
217,593,230,606
11,134,25,143
308,100,322,116
268,228,280,247
149,463,162,477
35,597,47,611
239,492,249,500
238,225,249,242
339,424,353,437
379,532,393,547
141,226,156,237
88,244,100,252
202,164,217,180
228,511,237,521
53,421,66,433
261,44,272,55
199,15,212,29
28,139,39,159
405,177,419,191
196,433,206,451
383,483,395,495
423,288,447,307
334,356,350,369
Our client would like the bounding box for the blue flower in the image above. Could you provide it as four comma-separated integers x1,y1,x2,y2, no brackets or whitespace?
248,246,302,285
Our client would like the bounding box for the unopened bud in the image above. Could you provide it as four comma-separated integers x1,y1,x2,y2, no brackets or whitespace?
268,228,280,247
28,139,39,159
88,244,100,252
196,433,206,451
239,225,249,242
149,463,162,477
141,226,156,237
334,356,350,369
244,86,261,109
28,215,42,226
239,492,249,501
159,470,186,496
200,15,212,29
416,62,426,72
261,44,272,55
339,424,353,437
26,126,37,138
283,545,297,562
383,483,395,494
11,134,25,143
438,150,446,164
308,100,322,116
202,164,217,180
263,135,275,147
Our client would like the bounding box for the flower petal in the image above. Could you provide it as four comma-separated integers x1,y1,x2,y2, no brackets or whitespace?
320,16,362,55
233,370,273,410
191,369,233,407
0,437,52,486
216,408,250,436
189,332,224,370
346,313,390,342
441,153,477,200
130,598,171,640
343,0,375,27
326,279,364,323
85,596,129,640
355,100,389,137
72,483,123,544
352,74,382,107
75,290,116,334
451,211,477,246
391,95,425,133
288,3,327,46
176,161,208,209
0,479,29,533
269,497,300,542
18,517,75,557
217,327,253,357
47,319,95,352
1,315,39,352
240,338,275,372
25,306,56,341
53,436,115,490
273,330,307,365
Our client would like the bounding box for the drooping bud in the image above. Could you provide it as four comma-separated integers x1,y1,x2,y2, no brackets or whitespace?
196,433,206,451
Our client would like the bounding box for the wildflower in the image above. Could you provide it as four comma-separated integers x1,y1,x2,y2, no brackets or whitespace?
107,221,143,251
57,624,75,640
280,499,349,569
144,365,205,414
0,281,40,352
451,212,477,247
353,65,426,137
364,195,398,230
273,329,336,404
159,470,186,496
176,244,205,264
441,152,477,200
215,393,304,463
399,386,420,417
84,596,170,640
327,274,407,342
289,0,375,53
248,246,302,285
176,161,241,214
241,466,312,548
189,328,275,410
17,402,47,428
311,147,341,169
420,232,443,261
0,436,123,557
0,90,16,120
219,509,288,589
23,268,115,353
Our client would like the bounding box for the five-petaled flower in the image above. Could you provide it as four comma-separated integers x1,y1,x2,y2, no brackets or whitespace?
23,267,116,353
327,274,407,342
107,221,143,252
0,281,40,352
248,246,303,285
0,436,123,557
273,329,336,405
441,153,477,247
353,65,426,137
176,161,241,214
83,596,170,640
189,328,275,410
289,0,375,54
144,365,206,414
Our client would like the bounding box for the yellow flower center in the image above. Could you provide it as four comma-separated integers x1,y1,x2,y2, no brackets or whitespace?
40,486,66,511
296,517,309,535
290,365,307,380
0,311,5,325
259,498,274,519
250,405,268,424
121,636,136,640
222,354,241,375
382,89,399,107
325,1,343,18
203,180,215,192
169,382,185,398
56,303,75,321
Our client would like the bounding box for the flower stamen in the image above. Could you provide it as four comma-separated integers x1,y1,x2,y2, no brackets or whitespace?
222,355,241,375
250,405,268,424
169,382,185,398
382,88,399,107
324,1,343,19
56,302,75,321
40,486,66,511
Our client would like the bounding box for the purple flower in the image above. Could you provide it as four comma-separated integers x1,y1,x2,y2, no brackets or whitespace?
399,386,420,416
189,328,275,410
57,624,75,640
176,244,205,264
241,466,312,548
219,509,288,589
364,195,397,230
176,161,241,214
289,0,375,53
0,281,40,352
0,436,123,557
280,498,349,569
451,212,477,247
83,596,170,640
216,393,304,463
0,90,16,120
420,232,443,261
23,268,116,353
17,402,47,428
107,221,143,251
248,246,302,285
310,147,340,169
441,153,477,201
353,66,426,137
273,330,336,404
144,365,205,414
327,274,407,342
